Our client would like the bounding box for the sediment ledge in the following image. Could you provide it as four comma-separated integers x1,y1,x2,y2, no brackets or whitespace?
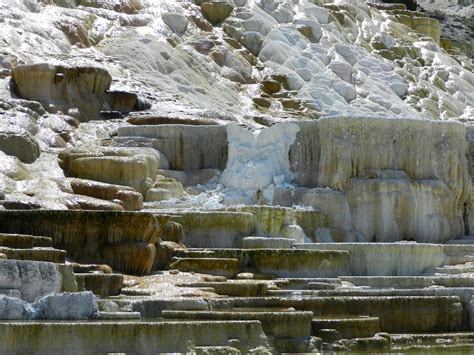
0,320,271,353
0,210,171,275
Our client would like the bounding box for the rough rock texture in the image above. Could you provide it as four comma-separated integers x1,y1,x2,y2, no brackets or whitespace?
0,0,472,350
162,12,188,34
416,0,473,19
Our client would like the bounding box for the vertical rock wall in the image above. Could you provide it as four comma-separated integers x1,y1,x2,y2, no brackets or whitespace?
289,117,470,242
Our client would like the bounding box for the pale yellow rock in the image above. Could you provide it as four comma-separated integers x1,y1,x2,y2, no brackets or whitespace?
68,178,143,211
153,180,184,198
11,63,112,121
71,156,154,194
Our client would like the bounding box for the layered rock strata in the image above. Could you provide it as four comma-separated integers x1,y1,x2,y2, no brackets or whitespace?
0,210,170,275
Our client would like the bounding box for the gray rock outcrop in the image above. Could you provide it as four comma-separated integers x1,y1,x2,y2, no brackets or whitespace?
0,291,98,320
33,291,98,320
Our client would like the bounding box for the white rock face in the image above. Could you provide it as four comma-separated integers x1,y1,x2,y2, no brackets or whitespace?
220,123,299,190
33,291,98,320
347,179,458,243
0,260,62,303
0,291,98,320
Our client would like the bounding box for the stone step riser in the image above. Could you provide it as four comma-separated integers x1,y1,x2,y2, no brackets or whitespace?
0,321,271,353
0,247,66,263
221,296,464,333
169,248,350,278
0,234,53,249
161,310,313,353
311,316,381,339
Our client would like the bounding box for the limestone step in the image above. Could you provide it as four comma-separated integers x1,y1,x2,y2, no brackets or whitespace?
116,125,228,172
221,295,463,333
168,257,241,278
125,298,210,318
0,210,164,276
444,245,474,254
307,282,337,290
311,316,381,339
0,320,271,353
75,273,124,297
176,281,268,297
444,255,474,265
97,311,141,320
443,246,474,266
0,233,53,249
338,276,434,289
390,332,474,351
235,236,294,249
299,287,474,329
173,248,244,259
446,236,474,244
171,248,351,278
433,263,474,275
279,278,343,290
120,288,154,296
295,243,445,276
0,247,66,263
161,309,313,353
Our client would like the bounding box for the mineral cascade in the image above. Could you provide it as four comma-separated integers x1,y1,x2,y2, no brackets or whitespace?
0,0,473,352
